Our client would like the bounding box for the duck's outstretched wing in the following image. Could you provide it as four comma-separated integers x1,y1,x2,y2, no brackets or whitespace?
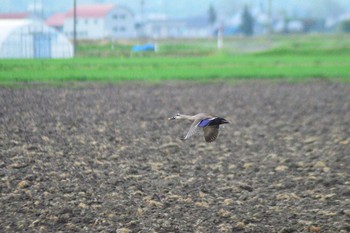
183,119,201,140
203,125,219,142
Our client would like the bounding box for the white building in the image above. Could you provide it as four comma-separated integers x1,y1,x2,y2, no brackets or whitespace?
184,16,212,38
274,20,304,33
143,18,186,39
0,19,73,58
63,4,136,39
141,15,211,39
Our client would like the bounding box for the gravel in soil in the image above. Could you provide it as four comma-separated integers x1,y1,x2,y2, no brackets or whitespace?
0,81,349,233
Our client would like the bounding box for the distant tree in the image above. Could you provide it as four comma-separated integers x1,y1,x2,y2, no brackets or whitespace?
340,20,350,33
208,4,217,26
240,5,254,36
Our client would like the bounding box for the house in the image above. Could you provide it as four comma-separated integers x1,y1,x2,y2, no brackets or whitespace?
46,13,65,32
0,19,73,58
141,15,212,39
184,16,212,38
288,20,304,32
0,12,32,20
302,19,326,33
274,19,304,33
143,18,185,39
63,4,136,39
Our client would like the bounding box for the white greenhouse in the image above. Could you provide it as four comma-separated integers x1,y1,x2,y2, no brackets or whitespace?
0,19,73,58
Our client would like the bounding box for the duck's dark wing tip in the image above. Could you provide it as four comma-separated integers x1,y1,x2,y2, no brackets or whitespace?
207,117,229,126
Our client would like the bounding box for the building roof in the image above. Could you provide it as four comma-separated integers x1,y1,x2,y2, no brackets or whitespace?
66,4,115,18
46,13,65,27
0,12,31,19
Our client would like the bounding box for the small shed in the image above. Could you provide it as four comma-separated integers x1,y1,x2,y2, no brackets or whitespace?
0,19,73,58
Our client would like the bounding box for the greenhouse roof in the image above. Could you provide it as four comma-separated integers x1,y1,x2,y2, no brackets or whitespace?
0,19,31,46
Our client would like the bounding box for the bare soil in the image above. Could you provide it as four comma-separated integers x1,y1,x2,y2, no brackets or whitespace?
0,81,349,233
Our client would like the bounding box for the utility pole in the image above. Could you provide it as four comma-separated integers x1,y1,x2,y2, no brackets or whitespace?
31,0,43,19
40,0,43,19
73,0,77,56
268,0,272,34
217,24,223,50
141,0,144,19
140,0,145,39
33,0,37,16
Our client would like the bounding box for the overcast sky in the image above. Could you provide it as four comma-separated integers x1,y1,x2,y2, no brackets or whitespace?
1,0,350,19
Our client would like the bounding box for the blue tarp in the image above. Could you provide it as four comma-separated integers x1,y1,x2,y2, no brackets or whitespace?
131,44,156,52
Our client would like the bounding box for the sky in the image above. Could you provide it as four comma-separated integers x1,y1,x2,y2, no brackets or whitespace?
1,0,350,19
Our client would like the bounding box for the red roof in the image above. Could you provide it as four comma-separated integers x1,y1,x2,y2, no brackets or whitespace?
0,12,31,19
46,13,65,26
66,4,115,18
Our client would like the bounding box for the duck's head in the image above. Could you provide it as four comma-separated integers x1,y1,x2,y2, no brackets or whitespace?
168,113,182,120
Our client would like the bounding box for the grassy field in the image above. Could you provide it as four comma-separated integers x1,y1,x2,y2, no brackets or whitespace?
0,35,350,84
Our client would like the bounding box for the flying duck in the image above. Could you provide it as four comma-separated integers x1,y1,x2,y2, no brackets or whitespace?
168,113,229,142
